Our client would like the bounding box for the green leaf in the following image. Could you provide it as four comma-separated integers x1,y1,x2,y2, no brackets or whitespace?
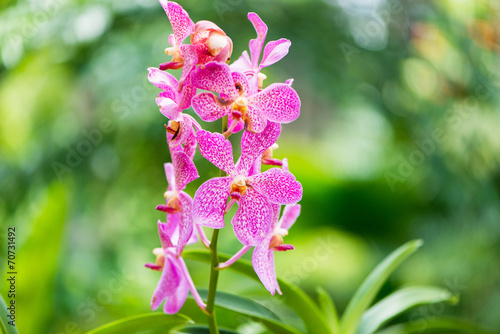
0,293,18,334
357,286,458,334
199,289,280,320
85,313,192,334
172,324,238,334
200,289,300,334
317,287,339,334
374,317,494,334
183,250,331,334
339,239,423,334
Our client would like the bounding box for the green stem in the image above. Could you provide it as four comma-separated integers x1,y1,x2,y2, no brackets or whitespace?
206,229,220,334
206,116,228,334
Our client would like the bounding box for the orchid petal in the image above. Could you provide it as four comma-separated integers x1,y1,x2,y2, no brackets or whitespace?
192,92,231,122
248,168,303,204
169,117,194,148
260,39,291,68
193,177,231,228
164,163,175,192
150,256,179,311
238,121,281,174
228,113,245,133
252,236,280,295
232,187,273,246
179,44,198,84
161,0,194,46
279,204,301,231
159,61,184,71
156,92,180,120
197,130,236,175
183,132,197,160
247,13,268,69
231,71,250,95
148,67,179,93
178,84,196,111
249,83,300,124
172,151,199,191
191,61,239,98
245,105,268,134
158,220,174,250
160,257,189,314
176,192,194,255
230,50,252,74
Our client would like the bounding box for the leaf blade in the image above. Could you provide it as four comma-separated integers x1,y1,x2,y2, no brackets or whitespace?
85,313,192,334
357,286,457,334
0,293,18,334
317,287,339,334
183,250,331,334
339,239,423,334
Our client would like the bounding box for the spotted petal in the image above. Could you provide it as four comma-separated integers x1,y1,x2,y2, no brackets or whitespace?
248,168,303,204
238,121,281,174
279,204,301,231
191,61,238,99
156,92,180,120
230,50,252,75
247,13,268,69
252,235,280,295
245,105,268,134
164,163,175,192
197,130,236,175
193,177,231,228
176,192,194,255
151,255,189,314
260,39,291,69
172,151,198,191
161,0,194,46
232,187,273,246
249,83,300,124
192,92,231,122
148,67,179,95
158,220,174,249
179,44,198,85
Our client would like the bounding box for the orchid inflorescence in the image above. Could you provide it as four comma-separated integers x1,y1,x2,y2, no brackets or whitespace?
145,0,303,316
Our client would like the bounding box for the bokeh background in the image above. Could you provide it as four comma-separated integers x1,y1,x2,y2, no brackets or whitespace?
1,0,499,333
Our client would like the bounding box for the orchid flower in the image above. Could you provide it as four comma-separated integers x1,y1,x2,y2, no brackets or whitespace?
218,203,300,295
155,133,209,254
145,221,206,314
230,13,291,90
191,61,300,135
192,121,302,246
158,1,232,85
148,67,201,148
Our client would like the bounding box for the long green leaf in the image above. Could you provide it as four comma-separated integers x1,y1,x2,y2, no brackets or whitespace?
85,313,192,334
374,317,493,334
339,239,423,334
0,293,18,334
173,324,238,334
317,287,339,334
357,286,458,334
198,289,280,321
183,250,331,334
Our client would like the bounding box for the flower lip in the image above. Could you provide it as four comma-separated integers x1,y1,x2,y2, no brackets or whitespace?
232,96,248,114
230,175,248,200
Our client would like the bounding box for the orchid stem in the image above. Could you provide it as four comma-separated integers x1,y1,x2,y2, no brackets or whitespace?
206,116,228,334
206,229,220,333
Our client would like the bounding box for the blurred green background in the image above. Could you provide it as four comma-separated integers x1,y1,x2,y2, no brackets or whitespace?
1,0,499,333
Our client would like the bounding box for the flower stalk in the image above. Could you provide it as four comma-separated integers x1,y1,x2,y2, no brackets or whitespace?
205,115,228,333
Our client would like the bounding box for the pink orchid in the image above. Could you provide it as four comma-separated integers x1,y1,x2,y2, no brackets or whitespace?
148,67,201,148
192,122,302,246
191,20,233,65
145,221,206,314
158,1,197,85
230,13,291,90
191,61,300,134
218,203,300,295
155,132,207,254
158,1,232,84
